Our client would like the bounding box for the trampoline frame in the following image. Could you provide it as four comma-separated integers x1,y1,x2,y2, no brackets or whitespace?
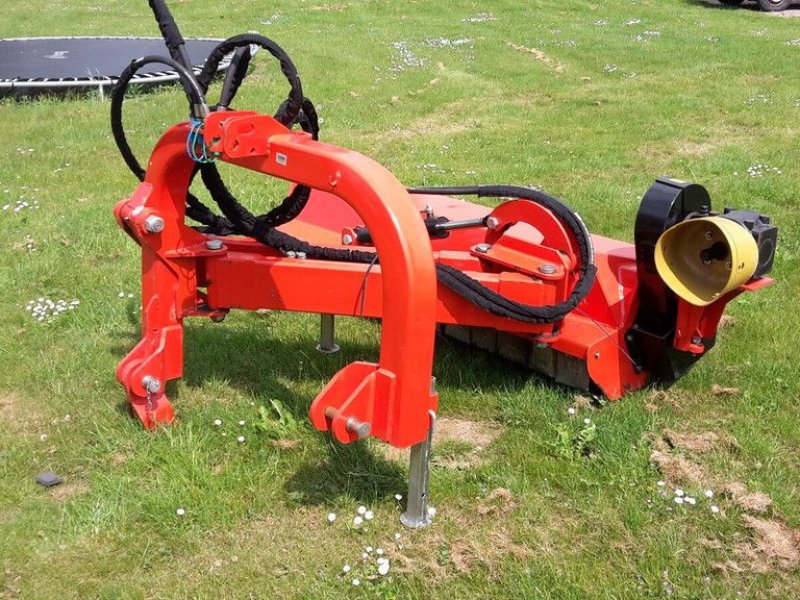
0,36,233,93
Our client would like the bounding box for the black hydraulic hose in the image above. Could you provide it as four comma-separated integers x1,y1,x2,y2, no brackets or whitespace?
409,185,597,322
111,54,209,181
147,0,193,69
196,33,304,126
218,46,252,110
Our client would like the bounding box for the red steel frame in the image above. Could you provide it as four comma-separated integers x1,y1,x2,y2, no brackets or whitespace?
114,111,762,449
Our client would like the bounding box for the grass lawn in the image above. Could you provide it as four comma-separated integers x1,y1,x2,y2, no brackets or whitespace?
1,1,799,598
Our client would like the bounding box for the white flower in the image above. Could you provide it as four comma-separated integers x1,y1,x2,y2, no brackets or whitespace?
427,506,437,517
342,564,351,573
376,548,384,556
357,505,367,515
674,497,684,505
674,489,685,497
685,497,696,506
364,510,374,521
365,546,373,553
176,508,186,516
238,420,246,426
352,578,361,586
394,494,403,501
705,489,714,498
583,418,591,425
237,435,245,443
327,512,337,523
711,505,720,514
567,407,576,415
656,481,665,487
378,562,390,576
394,532,401,540
213,419,222,426
353,516,364,526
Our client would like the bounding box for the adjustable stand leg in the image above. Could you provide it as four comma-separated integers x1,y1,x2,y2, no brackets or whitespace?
400,411,436,529
316,313,340,354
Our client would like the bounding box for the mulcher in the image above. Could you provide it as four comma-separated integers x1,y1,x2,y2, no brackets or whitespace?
112,1,778,527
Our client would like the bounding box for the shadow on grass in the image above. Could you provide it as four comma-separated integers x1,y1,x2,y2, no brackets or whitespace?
108,318,565,504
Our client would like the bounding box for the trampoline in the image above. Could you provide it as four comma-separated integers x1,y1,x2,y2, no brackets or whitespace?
0,37,235,97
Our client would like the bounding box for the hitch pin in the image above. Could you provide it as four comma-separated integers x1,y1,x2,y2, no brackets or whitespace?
324,407,371,440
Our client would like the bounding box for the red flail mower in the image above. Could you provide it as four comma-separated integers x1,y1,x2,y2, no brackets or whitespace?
113,2,777,527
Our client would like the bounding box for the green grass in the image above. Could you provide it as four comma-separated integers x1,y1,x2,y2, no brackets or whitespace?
1,1,799,598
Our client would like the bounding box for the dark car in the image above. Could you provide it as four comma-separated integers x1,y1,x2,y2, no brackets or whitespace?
720,0,793,11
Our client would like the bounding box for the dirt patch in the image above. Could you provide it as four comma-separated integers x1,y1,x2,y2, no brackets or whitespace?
650,450,709,485
477,488,516,516
738,515,800,572
725,482,774,514
308,2,349,10
645,390,682,412
0,392,20,421
676,141,718,157
662,429,739,454
571,395,594,411
719,314,735,330
393,526,531,580
712,384,741,397
506,42,565,73
377,418,502,470
270,438,300,450
50,483,87,502
382,107,479,141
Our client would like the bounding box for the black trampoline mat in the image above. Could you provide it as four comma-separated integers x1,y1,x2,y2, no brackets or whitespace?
0,37,223,82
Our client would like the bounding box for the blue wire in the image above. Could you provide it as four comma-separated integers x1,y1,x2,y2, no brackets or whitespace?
186,117,216,164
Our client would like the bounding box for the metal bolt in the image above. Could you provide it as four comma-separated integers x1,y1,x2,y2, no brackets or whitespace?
704,230,714,241
475,243,491,253
324,407,371,440
205,239,224,251
144,215,165,233
691,336,702,345
538,263,557,275
425,205,435,219
286,251,297,258
485,216,500,230
141,375,161,394
346,417,371,440
296,251,307,260
342,234,354,245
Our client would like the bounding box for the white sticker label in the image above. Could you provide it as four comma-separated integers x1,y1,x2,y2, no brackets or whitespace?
276,153,288,166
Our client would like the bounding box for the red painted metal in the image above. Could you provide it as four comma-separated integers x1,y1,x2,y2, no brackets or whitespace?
114,110,769,445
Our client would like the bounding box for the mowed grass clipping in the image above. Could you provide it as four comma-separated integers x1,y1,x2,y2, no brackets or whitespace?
1,1,799,598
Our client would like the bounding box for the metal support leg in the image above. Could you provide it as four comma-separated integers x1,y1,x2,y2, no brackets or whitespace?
316,313,340,354
400,410,436,529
